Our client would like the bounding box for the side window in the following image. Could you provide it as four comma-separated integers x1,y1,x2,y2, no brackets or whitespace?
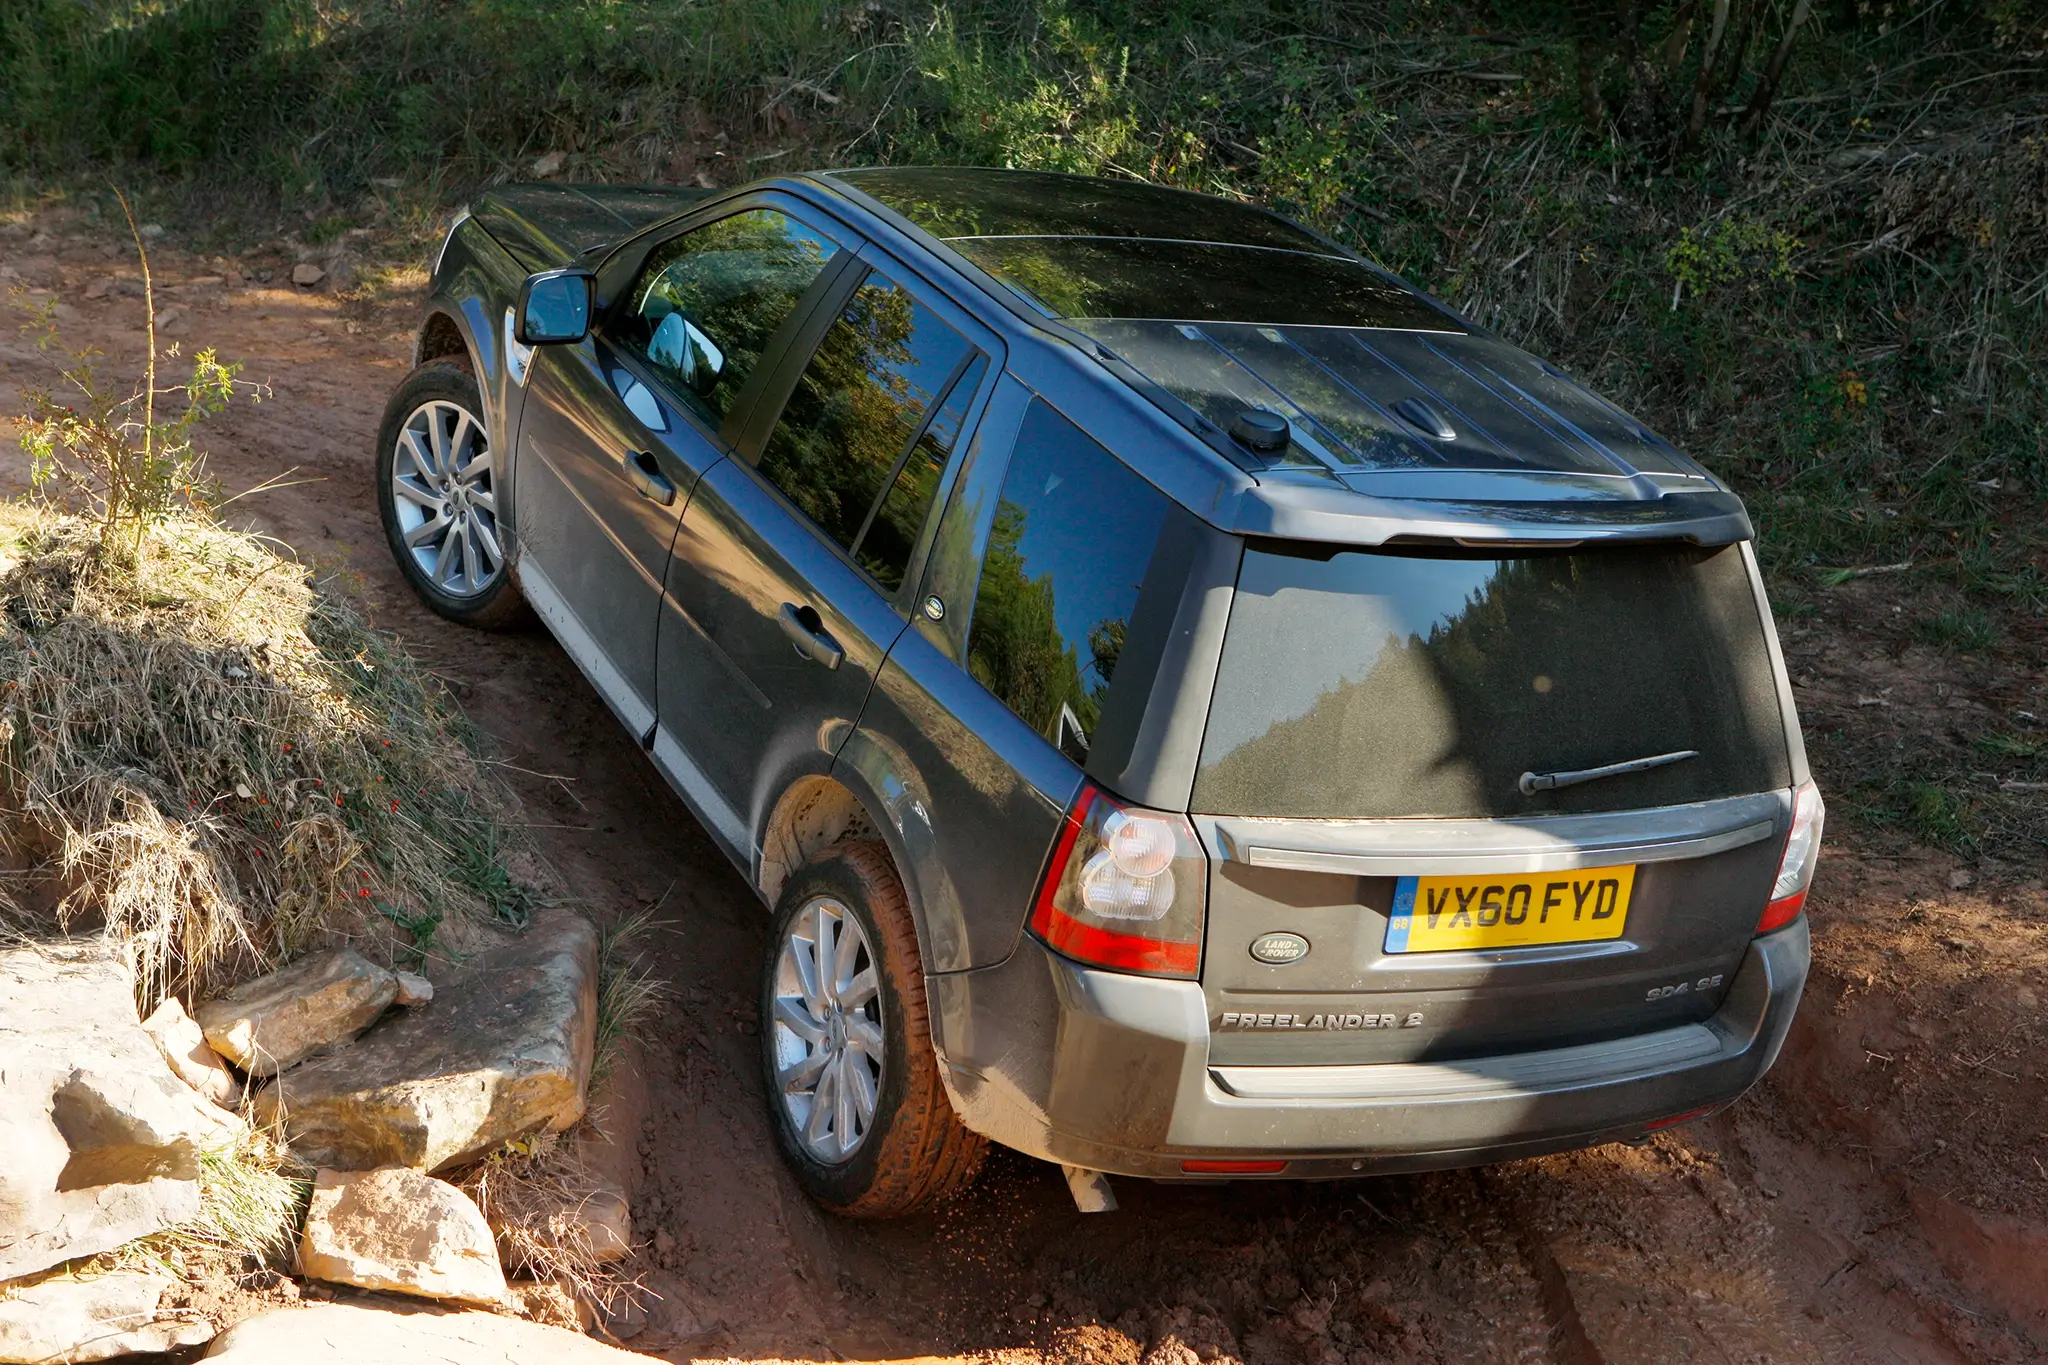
614,208,842,423
966,399,1170,763
856,353,988,591
756,270,978,589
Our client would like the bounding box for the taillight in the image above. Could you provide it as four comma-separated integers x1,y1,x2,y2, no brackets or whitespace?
1757,780,1824,934
1029,782,1207,979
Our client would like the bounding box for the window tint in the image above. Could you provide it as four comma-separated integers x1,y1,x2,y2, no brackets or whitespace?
856,354,988,591
966,400,1170,763
1192,544,1790,818
757,271,975,573
616,208,842,422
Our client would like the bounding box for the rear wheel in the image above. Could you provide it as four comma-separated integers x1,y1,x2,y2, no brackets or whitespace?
375,358,530,628
759,841,986,1217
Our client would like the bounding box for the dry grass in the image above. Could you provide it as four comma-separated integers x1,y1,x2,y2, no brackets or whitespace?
102,1121,310,1279
593,907,669,1088
462,1130,639,1319
0,501,533,1010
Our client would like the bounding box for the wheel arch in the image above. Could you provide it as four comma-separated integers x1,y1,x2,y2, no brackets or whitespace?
757,769,950,1008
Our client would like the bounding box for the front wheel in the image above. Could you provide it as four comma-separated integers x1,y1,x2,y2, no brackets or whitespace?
759,841,986,1217
375,358,530,629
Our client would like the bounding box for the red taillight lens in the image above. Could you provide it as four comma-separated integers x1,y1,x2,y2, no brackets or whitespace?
1181,1159,1287,1174
1757,780,1824,935
1644,1105,1716,1132
1029,782,1207,979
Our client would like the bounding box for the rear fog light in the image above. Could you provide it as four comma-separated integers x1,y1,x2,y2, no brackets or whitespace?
1644,1106,1717,1133
1181,1159,1288,1174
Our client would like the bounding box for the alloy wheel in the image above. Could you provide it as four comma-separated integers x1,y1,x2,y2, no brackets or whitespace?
771,895,885,1164
390,398,503,598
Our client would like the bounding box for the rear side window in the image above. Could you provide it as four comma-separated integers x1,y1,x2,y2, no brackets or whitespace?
757,270,977,589
1193,544,1790,818
966,399,1170,763
616,208,842,422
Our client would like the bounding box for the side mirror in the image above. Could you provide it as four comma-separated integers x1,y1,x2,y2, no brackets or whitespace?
648,311,725,396
515,269,595,345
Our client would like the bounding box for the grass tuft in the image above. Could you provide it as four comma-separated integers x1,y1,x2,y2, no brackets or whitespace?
0,504,534,1010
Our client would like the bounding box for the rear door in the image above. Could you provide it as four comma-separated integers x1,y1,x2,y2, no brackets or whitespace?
653,254,996,857
1188,540,1796,1065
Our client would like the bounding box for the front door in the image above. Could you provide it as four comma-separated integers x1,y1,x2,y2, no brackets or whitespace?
656,259,992,861
514,203,849,738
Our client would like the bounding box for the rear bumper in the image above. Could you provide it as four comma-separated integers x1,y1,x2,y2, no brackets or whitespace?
932,917,1808,1179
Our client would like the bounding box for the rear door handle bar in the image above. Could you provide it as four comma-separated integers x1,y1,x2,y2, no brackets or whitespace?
623,449,676,506
778,602,844,670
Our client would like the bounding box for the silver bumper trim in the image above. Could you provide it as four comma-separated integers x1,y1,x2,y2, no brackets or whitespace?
1211,1021,1724,1101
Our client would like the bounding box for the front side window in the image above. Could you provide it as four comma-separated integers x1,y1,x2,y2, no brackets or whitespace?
756,270,977,587
614,208,842,422
965,399,1170,763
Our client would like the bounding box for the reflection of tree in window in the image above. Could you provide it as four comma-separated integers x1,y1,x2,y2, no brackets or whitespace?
619,210,840,418
965,401,1167,764
967,500,1096,752
758,275,971,561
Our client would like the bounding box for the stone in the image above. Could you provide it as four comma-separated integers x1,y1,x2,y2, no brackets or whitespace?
290,262,325,287
299,1168,507,1307
204,1302,664,1363
195,947,397,1077
81,279,110,300
511,1277,593,1332
0,1271,214,1363
0,941,236,1282
255,914,598,1172
139,997,241,1108
394,970,434,1007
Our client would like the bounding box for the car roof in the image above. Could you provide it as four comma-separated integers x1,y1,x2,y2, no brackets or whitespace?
807,169,1752,546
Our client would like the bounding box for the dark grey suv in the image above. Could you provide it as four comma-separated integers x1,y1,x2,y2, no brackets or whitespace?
378,167,1822,1217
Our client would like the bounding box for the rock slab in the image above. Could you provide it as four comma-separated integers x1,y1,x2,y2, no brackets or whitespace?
196,947,397,1077
0,1271,214,1363
299,1168,507,1307
204,1302,662,1363
0,941,235,1281
140,996,242,1108
255,914,598,1172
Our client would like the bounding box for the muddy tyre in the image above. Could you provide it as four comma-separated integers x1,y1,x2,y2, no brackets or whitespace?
759,841,987,1217
375,358,530,629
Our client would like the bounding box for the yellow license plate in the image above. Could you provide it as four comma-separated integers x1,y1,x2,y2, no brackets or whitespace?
1384,866,1637,953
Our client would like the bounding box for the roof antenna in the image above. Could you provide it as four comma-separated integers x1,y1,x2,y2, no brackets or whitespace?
1230,408,1291,455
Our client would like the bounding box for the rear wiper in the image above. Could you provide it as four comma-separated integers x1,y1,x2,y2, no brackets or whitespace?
1519,749,1698,796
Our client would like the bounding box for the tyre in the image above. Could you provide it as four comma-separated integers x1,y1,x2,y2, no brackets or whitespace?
375,358,530,628
759,841,987,1217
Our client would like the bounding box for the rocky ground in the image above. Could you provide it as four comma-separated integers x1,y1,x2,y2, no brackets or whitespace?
1,203,2044,1364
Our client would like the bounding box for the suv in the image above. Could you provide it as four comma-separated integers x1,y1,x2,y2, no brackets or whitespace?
378,167,1821,1217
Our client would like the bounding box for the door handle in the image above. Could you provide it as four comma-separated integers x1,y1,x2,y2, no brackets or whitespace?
623,449,676,506
778,602,845,671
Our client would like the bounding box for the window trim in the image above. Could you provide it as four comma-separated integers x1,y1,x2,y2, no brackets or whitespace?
847,347,980,568
729,248,1008,614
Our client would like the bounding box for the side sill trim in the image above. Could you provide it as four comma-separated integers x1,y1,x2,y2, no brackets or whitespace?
517,555,656,739
649,728,752,865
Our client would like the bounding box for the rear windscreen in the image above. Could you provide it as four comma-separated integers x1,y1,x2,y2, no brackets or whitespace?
1192,543,1790,819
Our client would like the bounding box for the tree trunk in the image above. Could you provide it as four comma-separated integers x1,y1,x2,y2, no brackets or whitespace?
1739,0,1815,140
1683,0,1732,151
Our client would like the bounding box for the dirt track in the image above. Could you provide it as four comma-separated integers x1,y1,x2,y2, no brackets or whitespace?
2,210,2044,1364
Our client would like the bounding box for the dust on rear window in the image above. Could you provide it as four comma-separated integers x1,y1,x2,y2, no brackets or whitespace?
1192,543,1790,819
